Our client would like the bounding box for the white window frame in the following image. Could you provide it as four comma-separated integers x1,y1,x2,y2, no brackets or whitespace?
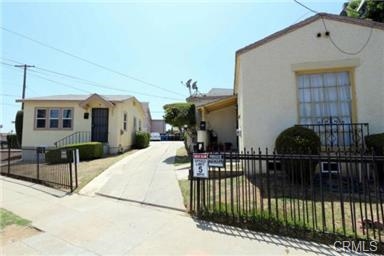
297,70,352,125
35,107,73,130
35,108,47,129
49,109,60,128
62,109,73,129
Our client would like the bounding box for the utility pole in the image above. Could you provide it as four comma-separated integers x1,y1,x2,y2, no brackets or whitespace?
14,64,34,110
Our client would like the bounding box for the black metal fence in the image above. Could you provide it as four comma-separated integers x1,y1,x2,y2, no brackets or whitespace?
189,149,384,247
297,117,369,152
0,146,78,192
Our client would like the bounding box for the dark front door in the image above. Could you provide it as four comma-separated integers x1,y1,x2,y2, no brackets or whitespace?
92,108,109,143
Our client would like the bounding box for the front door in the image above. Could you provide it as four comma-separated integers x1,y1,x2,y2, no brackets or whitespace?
92,108,109,143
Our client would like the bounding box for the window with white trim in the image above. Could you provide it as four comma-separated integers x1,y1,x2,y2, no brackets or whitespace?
49,109,60,128
35,108,73,129
36,109,47,128
297,71,352,125
62,109,72,128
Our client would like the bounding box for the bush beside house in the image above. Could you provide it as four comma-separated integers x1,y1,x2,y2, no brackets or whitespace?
46,142,103,164
365,133,384,184
6,134,19,149
275,126,321,184
135,132,150,149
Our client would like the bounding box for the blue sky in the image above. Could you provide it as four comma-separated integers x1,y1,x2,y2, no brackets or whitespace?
1,0,345,133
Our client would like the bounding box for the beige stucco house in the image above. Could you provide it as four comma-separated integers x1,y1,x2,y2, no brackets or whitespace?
18,94,147,159
188,88,237,151
235,13,384,150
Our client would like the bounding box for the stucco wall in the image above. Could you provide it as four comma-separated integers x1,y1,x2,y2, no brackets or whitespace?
205,105,237,148
22,101,91,148
237,19,384,150
151,120,166,133
22,97,145,154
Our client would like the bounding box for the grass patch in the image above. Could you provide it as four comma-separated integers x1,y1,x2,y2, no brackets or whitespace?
75,149,138,192
0,208,31,229
174,147,190,165
178,180,190,208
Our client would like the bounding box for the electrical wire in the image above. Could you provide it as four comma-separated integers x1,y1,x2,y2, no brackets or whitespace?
1,61,184,101
1,26,185,97
293,0,374,56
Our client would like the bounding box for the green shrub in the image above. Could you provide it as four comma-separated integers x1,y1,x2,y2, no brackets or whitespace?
365,133,384,156
135,131,150,149
275,126,321,184
15,110,23,147
6,134,19,149
365,133,384,185
46,142,103,164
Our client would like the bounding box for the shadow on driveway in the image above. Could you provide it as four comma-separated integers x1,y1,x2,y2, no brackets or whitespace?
193,218,342,256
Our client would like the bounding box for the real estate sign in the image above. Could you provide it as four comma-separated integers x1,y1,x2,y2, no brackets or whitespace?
208,154,225,167
193,153,209,178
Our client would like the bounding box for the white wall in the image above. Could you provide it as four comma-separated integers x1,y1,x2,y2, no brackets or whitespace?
205,105,237,148
237,18,384,150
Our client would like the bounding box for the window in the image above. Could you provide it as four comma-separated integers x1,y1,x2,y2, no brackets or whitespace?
49,109,59,128
35,107,73,129
36,109,47,128
133,117,137,131
139,120,142,131
297,71,352,125
62,109,72,128
123,113,127,131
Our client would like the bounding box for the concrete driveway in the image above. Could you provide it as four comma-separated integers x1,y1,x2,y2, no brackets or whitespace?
80,141,185,211
1,176,342,255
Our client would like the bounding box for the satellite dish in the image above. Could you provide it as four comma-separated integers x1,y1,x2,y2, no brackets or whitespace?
192,81,197,90
186,79,192,87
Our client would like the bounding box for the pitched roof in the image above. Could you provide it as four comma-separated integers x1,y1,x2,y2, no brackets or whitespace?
17,94,133,102
236,13,384,56
206,88,233,97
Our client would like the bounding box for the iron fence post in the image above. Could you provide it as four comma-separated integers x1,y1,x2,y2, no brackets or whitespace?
74,149,78,188
69,150,73,192
7,143,11,174
36,148,40,181
189,156,193,213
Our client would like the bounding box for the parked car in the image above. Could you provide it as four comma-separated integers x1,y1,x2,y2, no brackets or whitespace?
150,132,161,141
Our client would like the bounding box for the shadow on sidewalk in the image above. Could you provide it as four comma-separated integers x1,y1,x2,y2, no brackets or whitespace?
194,219,344,256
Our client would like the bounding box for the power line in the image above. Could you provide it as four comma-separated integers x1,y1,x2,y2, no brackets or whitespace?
1,58,184,101
33,67,184,101
293,0,373,56
1,26,185,97
0,93,19,97
28,70,92,93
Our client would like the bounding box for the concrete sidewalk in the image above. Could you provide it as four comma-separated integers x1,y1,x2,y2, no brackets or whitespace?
0,176,344,255
80,141,185,211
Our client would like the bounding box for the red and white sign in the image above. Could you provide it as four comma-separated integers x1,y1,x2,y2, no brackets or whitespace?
193,153,209,178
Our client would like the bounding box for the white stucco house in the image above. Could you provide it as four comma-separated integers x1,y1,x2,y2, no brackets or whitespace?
234,13,384,150
17,94,148,159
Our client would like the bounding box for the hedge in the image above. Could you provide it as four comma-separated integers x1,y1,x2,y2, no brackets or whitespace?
6,134,19,149
365,133,384,156
275,126,321,184
135,132,150,149
365,133,384,184
46,142,103,164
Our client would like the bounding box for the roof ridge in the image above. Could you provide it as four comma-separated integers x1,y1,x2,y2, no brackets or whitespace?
236,13,384,56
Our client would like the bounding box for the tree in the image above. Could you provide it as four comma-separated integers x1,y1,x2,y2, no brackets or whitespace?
344,0,384,23
163,103,196,130
163,103,196,153
15,110,23,147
